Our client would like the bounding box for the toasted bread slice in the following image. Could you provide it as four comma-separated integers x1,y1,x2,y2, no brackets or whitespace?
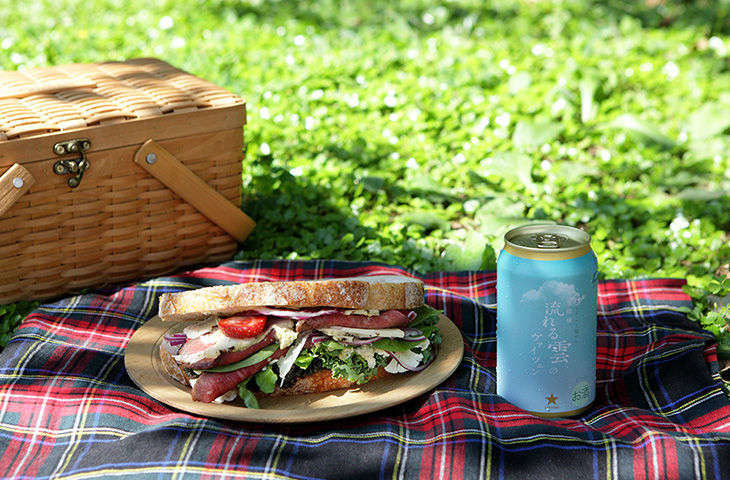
158,275,424,322
260,367,391,397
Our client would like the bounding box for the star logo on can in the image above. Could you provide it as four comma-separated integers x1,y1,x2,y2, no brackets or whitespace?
545,394,559,405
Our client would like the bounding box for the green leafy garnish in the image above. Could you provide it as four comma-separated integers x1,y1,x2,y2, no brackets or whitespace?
380,305,443,352
302,304,443,383
255,366,277,394
309,342,387,385
202,344,278,373
410,305,442,329
237,380,260,409
235,367,277,409
294,351,314,370
371,337,421,352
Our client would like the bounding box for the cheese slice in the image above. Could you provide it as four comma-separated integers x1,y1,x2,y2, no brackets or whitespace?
317,326,406,339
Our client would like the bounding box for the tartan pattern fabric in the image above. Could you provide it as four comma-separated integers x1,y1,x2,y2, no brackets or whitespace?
1,259,729,479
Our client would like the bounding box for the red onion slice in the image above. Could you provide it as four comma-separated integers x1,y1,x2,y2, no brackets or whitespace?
402,328,427,341
336,336,383,346
244,307,341,320
163,333,187,346
402,335,427,342
386,350,435,372
309,334,330,344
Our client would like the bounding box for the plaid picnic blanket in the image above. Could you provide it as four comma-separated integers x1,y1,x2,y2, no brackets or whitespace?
1,259,729,479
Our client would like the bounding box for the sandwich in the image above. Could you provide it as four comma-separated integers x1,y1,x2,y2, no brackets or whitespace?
157,275,442,406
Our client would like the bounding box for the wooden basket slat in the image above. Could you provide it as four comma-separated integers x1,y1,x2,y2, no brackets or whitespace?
26,264,68,279
0,58,248,302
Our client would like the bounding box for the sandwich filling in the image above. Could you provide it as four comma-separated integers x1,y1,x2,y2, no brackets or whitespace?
161,305,442,406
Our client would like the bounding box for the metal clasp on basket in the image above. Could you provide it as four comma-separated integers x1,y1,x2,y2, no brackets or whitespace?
53,138,91,188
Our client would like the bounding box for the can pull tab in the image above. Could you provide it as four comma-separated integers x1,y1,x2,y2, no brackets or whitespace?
536,234,561,249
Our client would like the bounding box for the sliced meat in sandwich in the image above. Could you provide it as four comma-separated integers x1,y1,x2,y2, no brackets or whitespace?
157,275,442,406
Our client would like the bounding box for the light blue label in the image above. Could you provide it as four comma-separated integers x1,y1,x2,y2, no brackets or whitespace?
496,250,597,415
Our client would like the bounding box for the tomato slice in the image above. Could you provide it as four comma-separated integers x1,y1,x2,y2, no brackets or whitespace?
218,314,267,339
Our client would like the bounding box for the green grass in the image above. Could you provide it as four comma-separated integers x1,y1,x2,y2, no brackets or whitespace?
2,0,730,357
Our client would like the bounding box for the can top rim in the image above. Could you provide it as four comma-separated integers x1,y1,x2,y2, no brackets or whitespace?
504,225,591,254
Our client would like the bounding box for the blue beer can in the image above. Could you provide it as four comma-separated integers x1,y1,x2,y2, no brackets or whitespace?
496,225,598,417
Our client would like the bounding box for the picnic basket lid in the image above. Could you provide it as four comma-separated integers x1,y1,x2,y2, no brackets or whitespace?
0,57,244,144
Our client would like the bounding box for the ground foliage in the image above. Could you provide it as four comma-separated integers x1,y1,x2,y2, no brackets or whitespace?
2,0,730,359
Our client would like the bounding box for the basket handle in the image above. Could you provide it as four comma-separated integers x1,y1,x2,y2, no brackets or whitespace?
0,163,35,217
134,139,256,243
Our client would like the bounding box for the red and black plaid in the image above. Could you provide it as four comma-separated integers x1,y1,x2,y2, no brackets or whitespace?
1,260,728,479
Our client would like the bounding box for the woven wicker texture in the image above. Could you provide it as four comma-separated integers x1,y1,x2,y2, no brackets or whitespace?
0,58,240,141
0,58,247,303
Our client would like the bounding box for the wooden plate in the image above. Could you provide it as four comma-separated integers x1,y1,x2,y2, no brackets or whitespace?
125,314,464,423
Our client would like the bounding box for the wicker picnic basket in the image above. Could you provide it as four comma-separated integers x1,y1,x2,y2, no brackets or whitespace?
0,58,255,304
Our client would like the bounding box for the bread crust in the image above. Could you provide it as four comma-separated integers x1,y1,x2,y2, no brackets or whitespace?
159,342,194,386
261,367,391,397
159,275,424,322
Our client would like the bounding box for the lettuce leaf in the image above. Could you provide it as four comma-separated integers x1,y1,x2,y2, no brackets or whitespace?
292,304,444,383
309,342,388,384
372,305,442,353
371,337,420,352
255,366,277,394
235,366,276,409
410,305,442,328
294,350,314,369
237,380,260,409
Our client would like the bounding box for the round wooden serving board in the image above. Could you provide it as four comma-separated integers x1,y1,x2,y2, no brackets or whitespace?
125,314,464,423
